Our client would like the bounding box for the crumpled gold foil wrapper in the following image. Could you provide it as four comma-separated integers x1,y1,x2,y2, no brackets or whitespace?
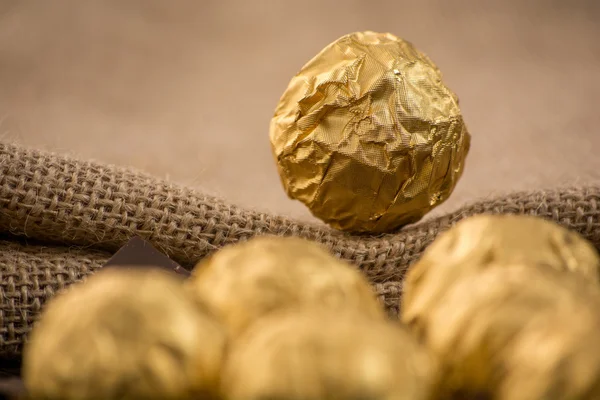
222,308,436,400
424,264,600,400
23,268,227,400
270,31,470,233
402,214,600,333
185,236,385,338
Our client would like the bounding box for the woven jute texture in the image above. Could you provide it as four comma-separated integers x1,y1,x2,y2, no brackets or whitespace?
0,239,109,358
0,239,402,359
0,142,600,358
3,142,600,280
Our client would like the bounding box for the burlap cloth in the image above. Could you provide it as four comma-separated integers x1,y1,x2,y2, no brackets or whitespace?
0,142,599,361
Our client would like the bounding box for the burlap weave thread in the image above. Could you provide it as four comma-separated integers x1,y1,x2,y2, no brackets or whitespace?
0,142,599,358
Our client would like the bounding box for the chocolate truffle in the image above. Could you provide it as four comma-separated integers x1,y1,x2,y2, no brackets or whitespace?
270,31,470,233
222,309,436,400
23,268,227,400
402,214,600,332
424,264,600,400
186,236,385,337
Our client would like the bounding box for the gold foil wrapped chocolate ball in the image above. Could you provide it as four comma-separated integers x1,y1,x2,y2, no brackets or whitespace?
423,264,600,400
23,268,227,400
402,214,600,331
185,236,385,337
270,31,471,233
222,309,436,400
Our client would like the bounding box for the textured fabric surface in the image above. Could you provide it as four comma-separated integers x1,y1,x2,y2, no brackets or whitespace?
0,239,401,359
0,238,109,358
2,142,600,280
0,142,600,358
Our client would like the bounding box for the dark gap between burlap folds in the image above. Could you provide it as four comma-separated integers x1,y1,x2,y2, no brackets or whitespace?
0,141,599,360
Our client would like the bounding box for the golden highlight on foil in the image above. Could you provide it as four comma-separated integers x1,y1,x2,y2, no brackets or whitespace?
270,31,470,233
186,236,385,338
23,268,227,400
423,264,600,400
401,214,600,333
222,308,436,400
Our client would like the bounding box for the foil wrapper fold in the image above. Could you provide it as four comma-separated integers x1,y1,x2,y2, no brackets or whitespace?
23,268,226,400
186,236,385,338
401,214,600,333
270,31,470,233
424,264,600,400
222,309,436,400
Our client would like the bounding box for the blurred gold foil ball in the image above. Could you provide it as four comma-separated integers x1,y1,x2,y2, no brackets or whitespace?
402,214,600,331
185,236,385,337
222,309,436,400
270,31,470,233
423,264,600,400
23,268,227,400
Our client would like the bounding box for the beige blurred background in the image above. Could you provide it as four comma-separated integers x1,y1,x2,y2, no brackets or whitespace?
1,0,599,224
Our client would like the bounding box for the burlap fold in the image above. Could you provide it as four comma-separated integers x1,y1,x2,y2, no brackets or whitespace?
0,141,599,358
2,143,599,282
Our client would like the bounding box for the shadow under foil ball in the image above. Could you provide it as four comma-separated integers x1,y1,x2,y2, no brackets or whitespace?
22,268,227,400
222,309,436,400
270,31,470,233
185,236,385,338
